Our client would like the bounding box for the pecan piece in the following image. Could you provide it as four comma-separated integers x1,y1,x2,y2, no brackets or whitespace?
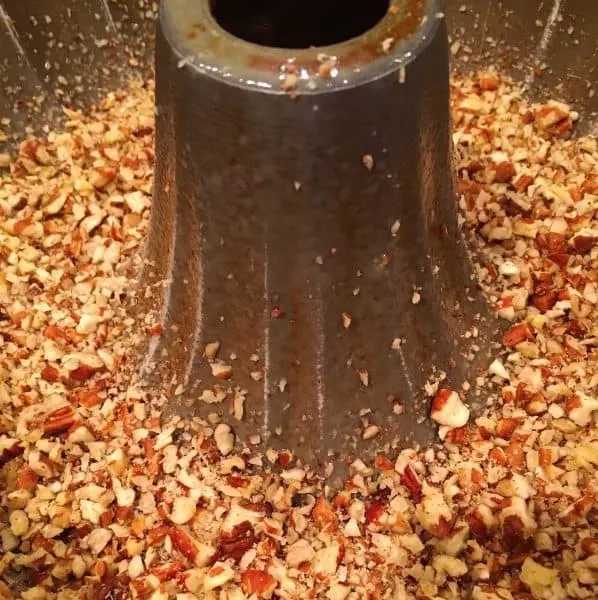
572,235,596,255
492,161,516,183
218,521,258,562
365,501,385,525
43,405,76,436
41,364,60,383
513,174,534,192
311,496,338,532
531,290,557,312
241,569,277,598
495,418,522,440
69,364,103,382
536,232,567,254
0,438,24,466
400,464,423,498
502,323,533,348
149,560,185,582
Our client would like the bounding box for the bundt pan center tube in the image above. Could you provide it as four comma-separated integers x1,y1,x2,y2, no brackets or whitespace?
144,0,497,470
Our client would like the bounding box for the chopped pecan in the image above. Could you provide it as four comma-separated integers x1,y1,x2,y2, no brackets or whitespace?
74,388,103,408
501,515,526,548
502,323,533,348
43,405,76,436
492,161,516,183
145,323,163,336
495,418,522,440
580,537,598,557
149,560,185,582
0,439,24,466
513,174,534,192
114,506,133,523
365,501,386,525
240,569,277,598
531,289,557,311
147,524,170,546
43,324,68,341
41,364,60,383
170,527,199,562
400,464,423,498
478,72,499,91
572,235,596,255
218,521,258,562
505,441,525,471
565,320,586,339
15,467,37,491
500,195,531,217
466,511,489,540
536,232,567,254
374,455,394,471
489,447,507,466
311,496,338,532
69,364,103,382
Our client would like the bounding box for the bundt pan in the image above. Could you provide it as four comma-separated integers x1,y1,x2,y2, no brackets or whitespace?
0,0,596,469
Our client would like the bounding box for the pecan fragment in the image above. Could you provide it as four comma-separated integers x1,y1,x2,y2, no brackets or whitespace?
0,439,24,466
69,364,103,382
241,569,277,598
170,527,201,563
400,464,423,498
492,161,516,183
41,364,60,382
218,521,258,562
43,405,76,435
149,560,184,582
311,496,338,532
502,323,533,348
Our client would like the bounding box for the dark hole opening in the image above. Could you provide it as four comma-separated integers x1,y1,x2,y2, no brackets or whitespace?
209,0,391,49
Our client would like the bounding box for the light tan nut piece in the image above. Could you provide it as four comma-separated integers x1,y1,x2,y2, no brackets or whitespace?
170,496,197,525
10,510,29,537
213,423,234,456
430,389,470,428
204,561,235,591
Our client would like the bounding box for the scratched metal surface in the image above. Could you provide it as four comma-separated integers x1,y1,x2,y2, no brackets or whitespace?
0,1,595,472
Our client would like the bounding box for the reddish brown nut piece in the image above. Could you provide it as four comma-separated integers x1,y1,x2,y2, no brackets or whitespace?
572,235,596,255
41,364,60,382
311,497,338,532
149,560,185,582
0,439,24,466
43,405,76,435
531,290,558,312
492,161,516,183
15,467,38,491
513,174,534,192
365,501,386,525
477,72,499,91
495,418,522,440
218,521,258,562
241,569,277,598
536,232,568,254
400,464,423,498
69,364,102,382
145,323,163,336
502,322,533,348
170,527,198,563
374,455,394,471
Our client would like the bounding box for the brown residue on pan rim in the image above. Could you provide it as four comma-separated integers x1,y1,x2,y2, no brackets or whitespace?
245,0,427,72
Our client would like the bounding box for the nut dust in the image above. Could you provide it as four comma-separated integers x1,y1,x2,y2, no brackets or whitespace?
0,69,597,599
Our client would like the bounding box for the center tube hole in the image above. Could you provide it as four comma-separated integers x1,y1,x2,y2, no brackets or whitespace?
209,0,391,49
